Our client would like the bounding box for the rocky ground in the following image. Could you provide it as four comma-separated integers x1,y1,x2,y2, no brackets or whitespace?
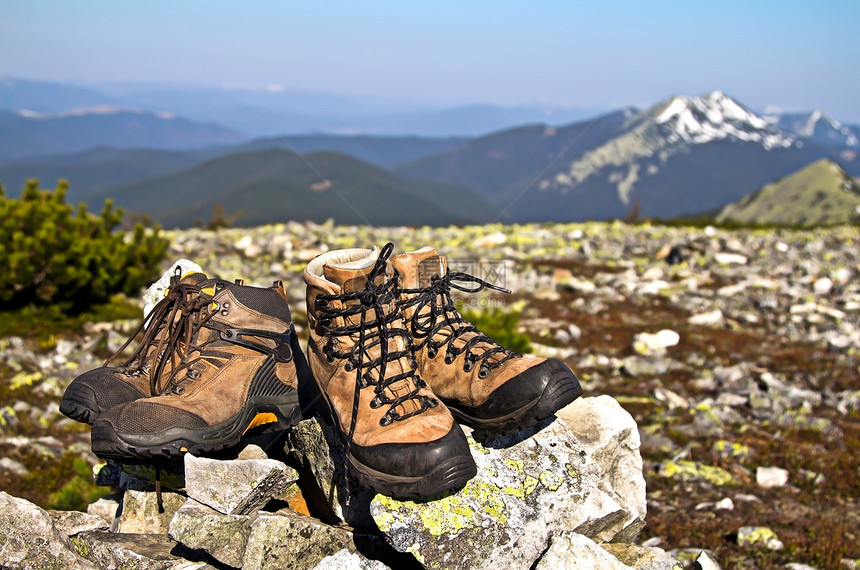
1,220,859,569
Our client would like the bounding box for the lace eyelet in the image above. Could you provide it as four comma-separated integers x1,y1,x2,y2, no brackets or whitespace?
174,386,185,395
344,362,353,372
478,367,489,379
369,397,381,409
444,354,454,365
463,361,473,372
427,348,437,359
316,298,328,307
379,415,393,427
426,397,439,408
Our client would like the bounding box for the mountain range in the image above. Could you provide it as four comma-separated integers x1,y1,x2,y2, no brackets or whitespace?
1,77,858,228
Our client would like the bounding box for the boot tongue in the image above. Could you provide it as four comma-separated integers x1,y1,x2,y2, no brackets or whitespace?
392,247,446,288
323,253,380,293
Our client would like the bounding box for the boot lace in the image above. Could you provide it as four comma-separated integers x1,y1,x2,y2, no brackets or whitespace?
397,269,519,379
105,273,218,395
314,243,437,444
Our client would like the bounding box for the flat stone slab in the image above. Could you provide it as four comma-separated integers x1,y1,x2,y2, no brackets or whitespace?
169,498,253,568
184,452,299,515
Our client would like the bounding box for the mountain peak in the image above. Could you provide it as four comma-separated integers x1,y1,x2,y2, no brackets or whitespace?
654,91,793,150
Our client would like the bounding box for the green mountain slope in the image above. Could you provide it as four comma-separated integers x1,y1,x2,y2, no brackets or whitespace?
0,147,202,201
87,149,495,228
716,159,860,226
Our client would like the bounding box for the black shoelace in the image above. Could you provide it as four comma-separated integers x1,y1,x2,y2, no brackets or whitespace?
397,269,519,378
314,243,437,445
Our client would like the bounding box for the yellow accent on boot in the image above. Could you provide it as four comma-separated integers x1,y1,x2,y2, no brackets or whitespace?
243,412,279,434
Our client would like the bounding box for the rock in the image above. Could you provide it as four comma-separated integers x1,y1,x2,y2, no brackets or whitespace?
711,440,751,461
168,498,253,568
658,460,733,486
633,330,680,356
0,456,28,476
693,550,723,569
756,466,790,488
311,548,390,570
87,497,120,527
557,395,647,542
287,418,376,527
117,488,187,534
242,508,391,570
786,564,820,570
621,356,668,377
49,509,109,536
688,309,725,327
654,387,689,410
0,491,99,569
736,526,784,550
813,277,833,295
184,452,298,515
601,542,682,569
370,414,644,569
71,530,206,569
714,253,748,265
534,531,634,569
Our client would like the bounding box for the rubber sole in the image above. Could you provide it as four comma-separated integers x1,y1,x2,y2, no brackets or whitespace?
59,392,99,426
304,372,476,499
445,368,583,438
91,394,301,462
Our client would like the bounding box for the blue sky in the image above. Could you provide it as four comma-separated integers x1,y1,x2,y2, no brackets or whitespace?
2,0,859,122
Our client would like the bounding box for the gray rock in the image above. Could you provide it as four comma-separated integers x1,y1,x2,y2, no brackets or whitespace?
0,491,99,570
242,508,390,570
0,456,28,476
534,531,633,569
49,509,109,536
601,542,682,570
370,416,641,569
756,466,789,488
557,395,647,542
117,488,187,534
87,497,120,526
168,498,253,568
287,418,376,527
693,550,723,570
184,452,298,515
310,549,390,570
71,530,210,569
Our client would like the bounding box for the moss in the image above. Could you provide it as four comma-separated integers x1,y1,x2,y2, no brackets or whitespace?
659,460,734,486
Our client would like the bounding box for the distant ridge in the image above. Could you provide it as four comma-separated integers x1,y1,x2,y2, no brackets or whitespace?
85,149,496,228
716,159,860,227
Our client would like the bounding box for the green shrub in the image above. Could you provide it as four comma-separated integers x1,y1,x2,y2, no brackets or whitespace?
458,304,533,354
0,179,169,309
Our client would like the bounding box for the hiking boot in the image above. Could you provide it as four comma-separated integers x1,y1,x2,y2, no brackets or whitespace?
90,279,308,461
304,243,476,498
60,272,217,425
392,247,582,436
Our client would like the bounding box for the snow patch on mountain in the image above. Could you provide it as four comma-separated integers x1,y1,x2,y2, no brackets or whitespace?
775,110,859,148
13,106,176,120
656,91,794,150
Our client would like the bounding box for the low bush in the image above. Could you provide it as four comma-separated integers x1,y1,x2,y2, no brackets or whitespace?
0,179,169,309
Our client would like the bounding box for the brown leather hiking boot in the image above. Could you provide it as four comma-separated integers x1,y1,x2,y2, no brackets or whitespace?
304,243,476,499
392,247,582,436
60,271,218,425
90,279,309,461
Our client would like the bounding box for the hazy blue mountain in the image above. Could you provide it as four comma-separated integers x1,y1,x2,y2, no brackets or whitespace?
0,134,469,200
773,110,859,149
0,77,117,112
0,108,246,161
84,149,497,228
